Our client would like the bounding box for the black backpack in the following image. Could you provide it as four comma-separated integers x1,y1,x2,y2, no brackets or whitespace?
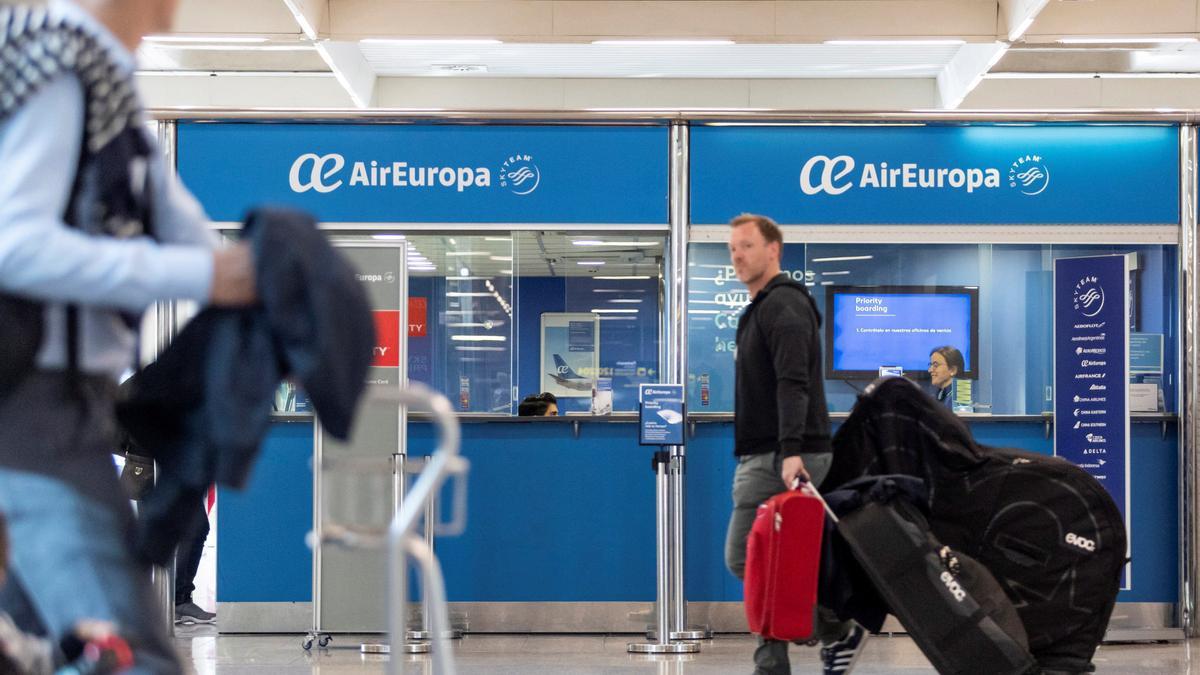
829,377,1126,673
931,447,1126,673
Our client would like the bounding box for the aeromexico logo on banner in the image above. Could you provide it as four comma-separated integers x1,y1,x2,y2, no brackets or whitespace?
288,152,541,195
798,154,1050,196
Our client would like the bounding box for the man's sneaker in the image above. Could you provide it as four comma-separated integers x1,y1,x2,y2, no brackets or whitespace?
820,623,868,675
174,602,216,625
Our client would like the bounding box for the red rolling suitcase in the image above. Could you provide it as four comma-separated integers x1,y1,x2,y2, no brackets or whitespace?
743,486,825,641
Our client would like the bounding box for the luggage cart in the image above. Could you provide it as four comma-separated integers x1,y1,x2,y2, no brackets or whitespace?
305,385,469,675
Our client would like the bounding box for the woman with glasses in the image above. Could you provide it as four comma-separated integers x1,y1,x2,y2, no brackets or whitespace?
928,346,965,410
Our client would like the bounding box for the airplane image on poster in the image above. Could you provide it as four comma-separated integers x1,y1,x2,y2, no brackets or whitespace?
548,354,592,391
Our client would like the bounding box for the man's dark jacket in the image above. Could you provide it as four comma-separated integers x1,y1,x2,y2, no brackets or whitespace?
117,207,375,564
734,273,831,459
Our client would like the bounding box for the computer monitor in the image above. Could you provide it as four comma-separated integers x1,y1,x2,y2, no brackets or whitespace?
824,285,979,381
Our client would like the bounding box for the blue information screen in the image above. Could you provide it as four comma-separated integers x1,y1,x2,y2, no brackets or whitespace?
827,287,976,376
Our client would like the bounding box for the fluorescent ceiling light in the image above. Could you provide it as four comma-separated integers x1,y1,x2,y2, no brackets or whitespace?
688,309,720,315
450,335,507,341
484,237,513,242
590,308,638,314
445,251,490,257
608,299,644,304
361,38,503,45
455,346,506,352
824,39,965,46
372,234,406,240
145,35,269,44
811,255,873,263
572,240,658,247
820,281,835,286
1056,37,1198,44
592,289,647,293
489,256,513,262
595,275,652,280
577,261,606,265
591,39,735,46
154,44,316,51
500,269,513,275
446,276,487,281
446,292,492,297
448,322,504,328
822,271,851,276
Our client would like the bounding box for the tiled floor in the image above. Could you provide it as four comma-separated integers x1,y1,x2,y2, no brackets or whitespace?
176,626,1195,673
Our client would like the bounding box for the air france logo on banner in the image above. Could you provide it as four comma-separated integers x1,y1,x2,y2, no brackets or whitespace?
288,152,541,196
798,154,1049,197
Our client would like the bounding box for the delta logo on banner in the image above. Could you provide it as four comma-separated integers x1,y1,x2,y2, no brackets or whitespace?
409,298,427,337
373,311,400,368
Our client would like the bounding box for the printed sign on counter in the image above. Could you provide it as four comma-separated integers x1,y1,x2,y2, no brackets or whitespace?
640,384,685,446
1054,254,1130,588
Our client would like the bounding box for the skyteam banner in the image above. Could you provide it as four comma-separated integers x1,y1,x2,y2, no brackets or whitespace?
177,123,668,224
691,125,1178,225
1054,254,1130,588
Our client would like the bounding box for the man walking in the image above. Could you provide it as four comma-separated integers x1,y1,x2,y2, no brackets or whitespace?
0,1,256,671
723,214,867,675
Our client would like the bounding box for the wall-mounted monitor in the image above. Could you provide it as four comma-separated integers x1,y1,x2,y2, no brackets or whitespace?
824,285,979,381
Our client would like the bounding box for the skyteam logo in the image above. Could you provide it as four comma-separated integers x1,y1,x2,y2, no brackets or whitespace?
1072,275,1105,318
798,154,1001,196
1009,155,1050,195
499,153,541,195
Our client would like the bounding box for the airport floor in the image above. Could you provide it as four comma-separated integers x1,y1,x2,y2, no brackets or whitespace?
176,626,1195,674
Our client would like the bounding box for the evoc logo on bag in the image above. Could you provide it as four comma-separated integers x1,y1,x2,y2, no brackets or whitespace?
1065,532,1096,552
939,571,967,602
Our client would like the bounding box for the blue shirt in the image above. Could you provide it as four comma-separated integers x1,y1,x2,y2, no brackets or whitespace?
0,1,215,378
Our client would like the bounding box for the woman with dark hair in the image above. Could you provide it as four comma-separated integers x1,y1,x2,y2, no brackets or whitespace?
928,345,965,409
517,392,558,417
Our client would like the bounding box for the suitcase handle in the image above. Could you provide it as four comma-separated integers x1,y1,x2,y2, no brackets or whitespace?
794,478,840,524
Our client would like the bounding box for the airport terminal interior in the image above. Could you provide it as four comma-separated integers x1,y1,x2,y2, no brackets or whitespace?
19,0,1200,673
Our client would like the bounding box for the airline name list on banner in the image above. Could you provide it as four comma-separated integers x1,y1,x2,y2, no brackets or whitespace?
690,125,1178,225
1054,254,1130,587
177,123,669,224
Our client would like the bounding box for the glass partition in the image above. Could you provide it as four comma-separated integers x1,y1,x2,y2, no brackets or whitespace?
336,231,665,415
687,239,1179,416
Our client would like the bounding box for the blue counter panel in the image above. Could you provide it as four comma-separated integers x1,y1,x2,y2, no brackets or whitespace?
218,419,1178,604
217,422,313,602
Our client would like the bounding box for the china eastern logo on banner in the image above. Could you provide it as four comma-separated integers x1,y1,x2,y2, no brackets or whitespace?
798,154,1049,197
288,152,541,196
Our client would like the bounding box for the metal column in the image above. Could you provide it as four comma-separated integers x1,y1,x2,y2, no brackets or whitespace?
666,123,709,642
1179,125,1198,636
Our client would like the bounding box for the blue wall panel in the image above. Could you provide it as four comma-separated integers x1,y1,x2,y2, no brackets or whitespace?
219,419,1177,604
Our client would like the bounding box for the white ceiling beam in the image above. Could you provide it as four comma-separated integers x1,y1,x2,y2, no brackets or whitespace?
999,0,1051,42
281,0,329,39
316,41,376,108
936,41,1009,109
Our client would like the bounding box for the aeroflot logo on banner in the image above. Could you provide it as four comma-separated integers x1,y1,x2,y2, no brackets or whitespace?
288,152,540,195
798,154,1050,196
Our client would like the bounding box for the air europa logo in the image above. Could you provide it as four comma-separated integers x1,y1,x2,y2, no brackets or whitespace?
798,153,1049,197
288,151,542,195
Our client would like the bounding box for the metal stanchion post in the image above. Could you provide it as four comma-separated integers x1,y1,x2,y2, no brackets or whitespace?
629,452,698,655
667,451,709,641
362,453,429,655
407,474,462,642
